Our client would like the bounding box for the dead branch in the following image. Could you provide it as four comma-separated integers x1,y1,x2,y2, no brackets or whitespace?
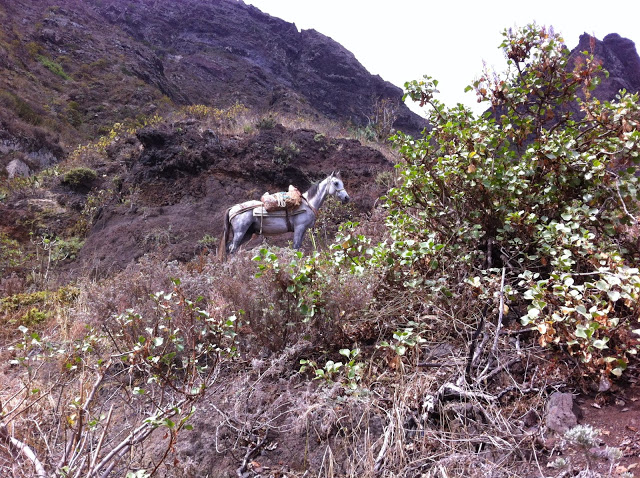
90,397,189,477
423,382,497,417
0,424,47,478
87,404,114,476
373,412,393,473
236,432,268,478
477,356,522,383
465,305,488,382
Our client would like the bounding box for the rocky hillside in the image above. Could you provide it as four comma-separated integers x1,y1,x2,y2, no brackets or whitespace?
75,116,392,277
0,0,425,179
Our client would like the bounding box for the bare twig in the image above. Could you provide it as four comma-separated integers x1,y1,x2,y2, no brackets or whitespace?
87,404,114,476
615,178,638,225
477,357,522,383
373,413,393,473
91,397,189,476
491,267,507,354
465,305,488,382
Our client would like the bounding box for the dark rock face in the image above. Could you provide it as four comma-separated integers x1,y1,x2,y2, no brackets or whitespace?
96,0,425,135
571,33,640,101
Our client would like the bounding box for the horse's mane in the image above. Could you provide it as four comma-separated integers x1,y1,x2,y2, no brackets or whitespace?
306,182,319,199
306,173,337,199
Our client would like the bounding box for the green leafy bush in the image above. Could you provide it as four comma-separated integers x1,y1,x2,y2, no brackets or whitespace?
0,232,27,273
272,141,300,165
256,115,276,130
387,24,639,378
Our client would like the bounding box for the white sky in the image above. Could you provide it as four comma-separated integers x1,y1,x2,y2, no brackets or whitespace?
244,0,640,116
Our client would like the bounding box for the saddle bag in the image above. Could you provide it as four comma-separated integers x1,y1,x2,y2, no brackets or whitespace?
261,185,302,212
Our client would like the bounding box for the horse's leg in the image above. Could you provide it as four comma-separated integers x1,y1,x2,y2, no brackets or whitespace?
228,221,258,253
237,224,259,249
292,226,307,249
228,216,249,254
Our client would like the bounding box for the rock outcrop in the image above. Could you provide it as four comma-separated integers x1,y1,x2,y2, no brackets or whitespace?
570,33,640,101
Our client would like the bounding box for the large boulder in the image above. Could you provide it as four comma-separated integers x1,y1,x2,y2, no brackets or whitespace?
6,158,31,178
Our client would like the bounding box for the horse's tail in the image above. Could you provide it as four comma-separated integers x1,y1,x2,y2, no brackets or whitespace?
218,208,231,262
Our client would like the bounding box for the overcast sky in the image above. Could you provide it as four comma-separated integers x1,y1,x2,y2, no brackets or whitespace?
244,0,640,116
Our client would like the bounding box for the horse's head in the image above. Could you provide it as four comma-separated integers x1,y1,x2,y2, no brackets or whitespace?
328,172,350,204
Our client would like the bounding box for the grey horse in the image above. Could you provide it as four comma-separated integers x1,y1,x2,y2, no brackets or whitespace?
219,172,350,259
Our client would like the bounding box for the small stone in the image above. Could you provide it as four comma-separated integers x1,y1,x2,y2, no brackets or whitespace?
598,375,612,392
546,392,578,435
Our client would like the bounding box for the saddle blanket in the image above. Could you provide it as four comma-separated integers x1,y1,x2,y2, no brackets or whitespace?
228,200,305,221
253,206,305,217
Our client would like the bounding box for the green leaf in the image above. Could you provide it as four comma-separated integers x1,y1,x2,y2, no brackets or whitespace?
163,418,175,429
611,367,624,377
592,338,609,350
607,290,620,302
575,305,589,318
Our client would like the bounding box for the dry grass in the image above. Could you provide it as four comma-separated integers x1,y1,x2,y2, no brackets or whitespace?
0,244,603,477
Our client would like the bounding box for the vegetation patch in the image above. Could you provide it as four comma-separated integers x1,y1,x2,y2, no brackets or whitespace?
0,232,27,273
0,90,43,125
0,285,79,330
37,54,72,80
1,20,639,477
61,167,97,191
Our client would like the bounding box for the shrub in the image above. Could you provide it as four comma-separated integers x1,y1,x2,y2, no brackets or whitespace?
387,24,640,378
256,115,276,130
272,141,300,165
5,278,236,477
0,286,79,333
62,167,97,191
66,100,83,127
0,232,27,273
0,90,43,125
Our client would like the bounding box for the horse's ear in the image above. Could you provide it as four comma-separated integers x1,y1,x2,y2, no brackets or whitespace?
335,171,341,178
